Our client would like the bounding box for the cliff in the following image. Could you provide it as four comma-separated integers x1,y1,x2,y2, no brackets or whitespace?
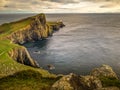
0,13,64,68
8,46,39,67
0,13,64,89
4,14,65,44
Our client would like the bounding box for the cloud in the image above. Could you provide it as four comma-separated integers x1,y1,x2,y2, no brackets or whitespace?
0,0,120,13
0,0,7,7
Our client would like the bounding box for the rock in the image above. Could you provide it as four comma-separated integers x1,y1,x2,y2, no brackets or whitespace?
91,65,118,79
51,73,83,90
47,64,55,70
79,75,102,90
51,65,120,90
52,21,65,31
7,14,49,44
8,46,39,67
58,21,65,28
33,51,41,54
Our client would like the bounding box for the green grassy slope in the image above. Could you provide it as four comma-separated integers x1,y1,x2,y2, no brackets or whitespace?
0,40,57,90
0,17,33,38
0,70,58,90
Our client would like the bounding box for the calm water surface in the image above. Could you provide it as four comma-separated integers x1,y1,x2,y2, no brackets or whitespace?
1,13,120,76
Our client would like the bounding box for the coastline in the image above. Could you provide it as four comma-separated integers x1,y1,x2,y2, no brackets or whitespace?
0,13,120,90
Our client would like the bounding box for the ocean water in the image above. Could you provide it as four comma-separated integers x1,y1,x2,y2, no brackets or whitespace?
1,13,120,76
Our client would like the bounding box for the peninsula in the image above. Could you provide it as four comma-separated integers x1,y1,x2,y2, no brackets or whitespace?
0,13,120,90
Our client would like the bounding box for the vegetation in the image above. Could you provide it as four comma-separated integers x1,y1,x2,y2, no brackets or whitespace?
47,21,62,26
0,70,58,90
0,17,33,38
0,40,57,89
100,77,120,87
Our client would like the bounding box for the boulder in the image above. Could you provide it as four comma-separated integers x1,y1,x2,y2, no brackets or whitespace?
51,73,83,90
79,75,102,90
91,65,118,79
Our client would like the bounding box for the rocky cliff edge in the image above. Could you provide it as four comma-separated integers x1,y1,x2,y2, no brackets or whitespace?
0,13,65,67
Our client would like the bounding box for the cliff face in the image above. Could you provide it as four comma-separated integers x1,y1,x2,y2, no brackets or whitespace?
7,14,65,44
7,14,49,44
8,46,39,67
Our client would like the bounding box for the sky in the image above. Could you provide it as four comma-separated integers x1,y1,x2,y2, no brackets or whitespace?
0,0,120,13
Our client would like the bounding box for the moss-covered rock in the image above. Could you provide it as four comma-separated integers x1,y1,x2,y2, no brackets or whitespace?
51,73,82,90
91,65,118,79
79,75,102,90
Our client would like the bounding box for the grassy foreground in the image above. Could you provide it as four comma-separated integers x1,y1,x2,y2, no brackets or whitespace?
0,70,59,90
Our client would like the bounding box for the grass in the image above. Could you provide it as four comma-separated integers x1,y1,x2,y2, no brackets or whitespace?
0,40,58,89
47,21,62,26
100,77,120,88
0,18,33,38
0,70,58,90
0,41,57,72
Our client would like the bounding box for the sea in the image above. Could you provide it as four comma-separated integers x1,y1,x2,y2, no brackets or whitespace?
1,13,120,76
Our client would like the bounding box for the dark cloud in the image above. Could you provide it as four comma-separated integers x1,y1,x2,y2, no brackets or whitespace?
4,5,8,8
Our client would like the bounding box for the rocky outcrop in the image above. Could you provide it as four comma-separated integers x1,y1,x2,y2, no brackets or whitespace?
7,14,65,44
51,73,82,90
79,75,102,90
8,46,39,67
51,65,120,90
6,14,46,44
51,22,65,31
91,64,118,79
51,74,102,90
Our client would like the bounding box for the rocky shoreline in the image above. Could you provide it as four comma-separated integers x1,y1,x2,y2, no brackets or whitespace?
51,65,120,90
